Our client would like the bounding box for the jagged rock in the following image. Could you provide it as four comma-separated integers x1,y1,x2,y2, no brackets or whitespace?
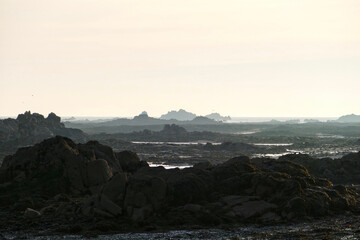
0,111,87,149
160,124,187,135
46,112,61,123
205,113,231,121
160,109,196,121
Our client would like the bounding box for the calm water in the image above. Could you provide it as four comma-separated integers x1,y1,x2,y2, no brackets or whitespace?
148,162,192,169
227,117,337,123
132,141,221,145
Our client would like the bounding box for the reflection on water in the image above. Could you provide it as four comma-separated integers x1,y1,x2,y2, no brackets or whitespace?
253,143,293,146
132,141,221,145
253,149,304,159
233,130,260,135
148,162,192,169
316,133,345,139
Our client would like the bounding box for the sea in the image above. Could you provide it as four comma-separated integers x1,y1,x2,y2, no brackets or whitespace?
226,117,337,123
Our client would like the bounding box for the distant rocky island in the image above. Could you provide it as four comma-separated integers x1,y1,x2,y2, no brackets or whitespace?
336,114,360,123
160,109,231,122
65,112,220,131
205,113,231,121
160,109,197,121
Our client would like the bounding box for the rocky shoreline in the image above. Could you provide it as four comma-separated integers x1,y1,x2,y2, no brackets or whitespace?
2,215,360,239
1,136,360,238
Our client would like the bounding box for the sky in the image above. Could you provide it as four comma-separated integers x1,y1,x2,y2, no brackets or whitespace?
1,0,360,118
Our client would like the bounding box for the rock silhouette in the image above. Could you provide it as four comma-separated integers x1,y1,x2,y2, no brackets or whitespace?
0,111,87,160
0,136,359,234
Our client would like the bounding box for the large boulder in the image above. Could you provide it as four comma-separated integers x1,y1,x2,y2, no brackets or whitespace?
117,151,147,173
102,172,127,203
0,136,123,199
124,175,167,222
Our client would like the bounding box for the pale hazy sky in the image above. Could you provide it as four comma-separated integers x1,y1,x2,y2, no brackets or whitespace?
1,0,359,117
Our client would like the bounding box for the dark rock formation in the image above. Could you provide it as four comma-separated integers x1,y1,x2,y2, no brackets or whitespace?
159,124,188,139
0,136,128,198
0,111,87,161
280,153,360,184
0,137,359,235
96,124,220,143
117,150,148,173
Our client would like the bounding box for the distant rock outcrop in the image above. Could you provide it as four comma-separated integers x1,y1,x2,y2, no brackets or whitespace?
160,124,187,135
160,109,196,121
160,110,230,122
0,111,87,161
190,116,217,124
205,113,231,121
0,111,87,144
336,114,360,123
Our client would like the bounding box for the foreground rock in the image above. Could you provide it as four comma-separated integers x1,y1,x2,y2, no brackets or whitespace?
0,136,146,201
0,136,359,235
